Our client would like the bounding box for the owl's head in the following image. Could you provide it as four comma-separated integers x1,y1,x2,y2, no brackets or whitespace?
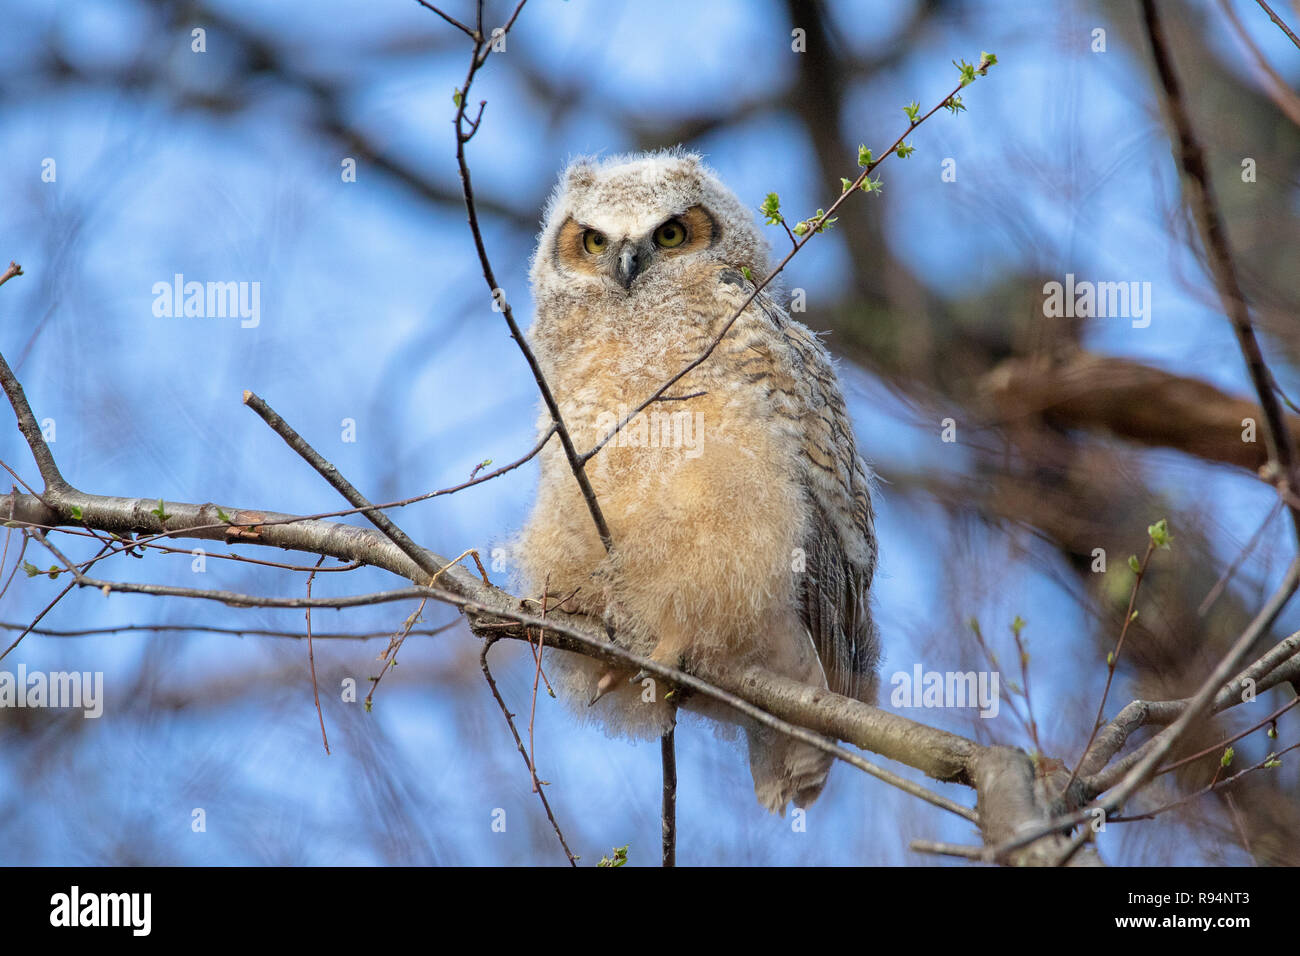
530,149,768,300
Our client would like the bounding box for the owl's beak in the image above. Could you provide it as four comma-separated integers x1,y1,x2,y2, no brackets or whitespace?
613,242,644,290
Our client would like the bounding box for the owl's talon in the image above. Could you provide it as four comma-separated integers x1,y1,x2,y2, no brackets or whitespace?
588,668,621,707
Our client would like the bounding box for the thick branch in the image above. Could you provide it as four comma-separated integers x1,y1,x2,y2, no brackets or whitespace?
7,479,1123,858
983,352,1300,473
1081,629,1300,790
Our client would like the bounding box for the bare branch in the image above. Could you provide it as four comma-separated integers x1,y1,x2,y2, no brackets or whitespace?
1052,556,1300,863
480,637,578,866
0,620,460,641
435,0,614,552
0,347,69,494
982,352,1300,474
1080,628,1300,789
1254,0,1300,50
304,556,331,755
1109,739,1300,824
909,839,987,861
1221,0,1300,127
661,716,677,867
412,0,476,38
242,390,447,584
1156,695,1298,777
1142,0,1300,542
11,475,983,825
1063,535,1157,796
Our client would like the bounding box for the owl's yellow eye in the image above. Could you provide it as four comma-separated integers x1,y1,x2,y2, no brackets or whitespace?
653,219,687,248
582,230,607,254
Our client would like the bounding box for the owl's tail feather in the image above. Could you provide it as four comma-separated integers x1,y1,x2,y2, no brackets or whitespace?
746,723,834,814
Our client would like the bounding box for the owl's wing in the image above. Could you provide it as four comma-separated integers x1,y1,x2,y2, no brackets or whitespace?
751,288,881,703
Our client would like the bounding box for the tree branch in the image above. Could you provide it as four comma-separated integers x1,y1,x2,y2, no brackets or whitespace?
983,351,1300,473
1142,0,1300,542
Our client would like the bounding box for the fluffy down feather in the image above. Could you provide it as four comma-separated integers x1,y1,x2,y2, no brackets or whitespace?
517,149,879,813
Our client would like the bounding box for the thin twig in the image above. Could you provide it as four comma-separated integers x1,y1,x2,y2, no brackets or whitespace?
2,532,110,663
1142,0,1300,544
242,390,445,583
661,713,677,868
909,839,988,861
65,576,438,609
1225,791,1253,858
0,347,68,493
525,580,552,789
14,522,368,574
1108,739,1300,823
1220,0,1300,126
1051,555,1300,864
305,555,331,755
441,0,613,552
480,637,578,866
0,620,460,640
1155,694,1298,776
1199,499,1282,616
0,526,30,605
1009,619,1041,755
1062,538,1156,797
1255,0,1300,50
966,618,1036,745
365,598,431,708
581,70,992,466
412,0,475,38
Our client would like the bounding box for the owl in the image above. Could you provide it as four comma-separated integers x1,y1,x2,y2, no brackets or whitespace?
516,148,879,814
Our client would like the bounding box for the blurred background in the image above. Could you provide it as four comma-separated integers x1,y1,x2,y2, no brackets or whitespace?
1,0,1298,865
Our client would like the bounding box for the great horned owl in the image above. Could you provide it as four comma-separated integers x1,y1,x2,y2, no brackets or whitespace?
517,149,879,813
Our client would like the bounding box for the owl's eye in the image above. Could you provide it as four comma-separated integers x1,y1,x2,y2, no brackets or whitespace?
653,219,687,248
582,230,608,254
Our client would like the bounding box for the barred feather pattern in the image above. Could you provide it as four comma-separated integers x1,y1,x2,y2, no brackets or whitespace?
722,271,881,704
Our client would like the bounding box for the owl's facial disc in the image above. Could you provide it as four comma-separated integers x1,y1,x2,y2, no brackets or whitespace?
554,205,719,290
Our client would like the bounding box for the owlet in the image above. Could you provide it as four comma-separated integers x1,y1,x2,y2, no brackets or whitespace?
517,149,880,813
